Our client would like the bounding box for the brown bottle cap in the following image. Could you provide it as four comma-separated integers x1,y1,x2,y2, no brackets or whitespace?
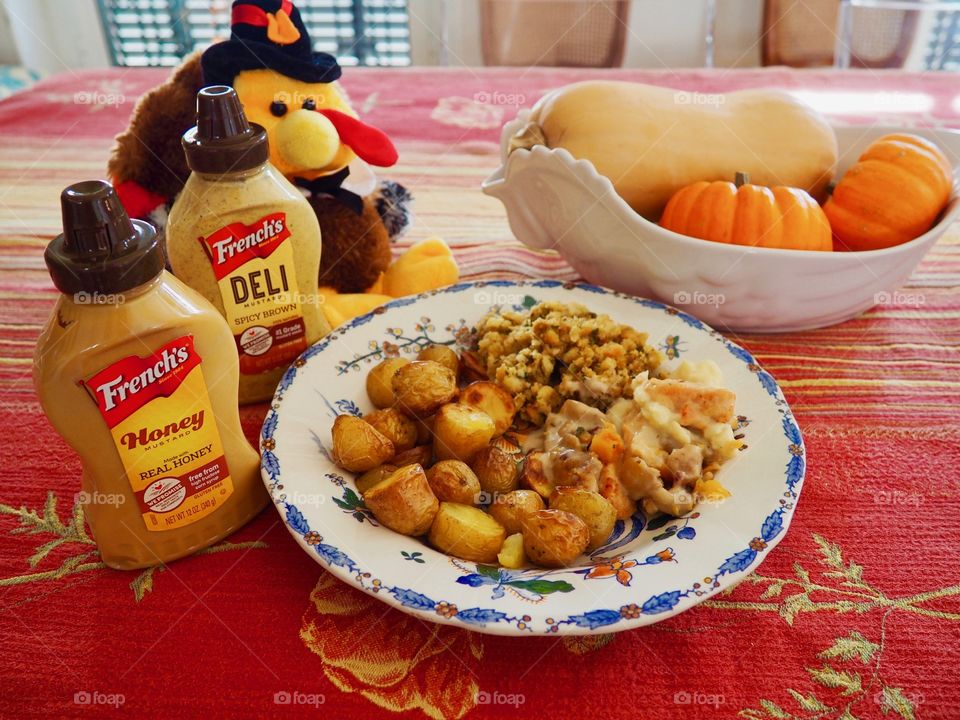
44,180,164,295
182,85,269,174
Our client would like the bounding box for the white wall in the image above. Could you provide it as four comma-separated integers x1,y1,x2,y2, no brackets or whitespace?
0,2,20,65
2,0,110,73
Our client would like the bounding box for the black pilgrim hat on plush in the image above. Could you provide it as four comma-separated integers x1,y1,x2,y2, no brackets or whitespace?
198,0,397,174
202,0,342,87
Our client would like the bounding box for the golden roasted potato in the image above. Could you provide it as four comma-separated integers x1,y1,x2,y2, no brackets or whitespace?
459,381,516,436
488,489,545,534
416,344,459,374
521,452,554,499
491,434,524,455
366,357,410,408
364,408,417,452
497,533,525,569
355,464,397,494
414,415,434,445
392,361,457,418
390,444,433,468
428,502,506,563
458,350,488,384
472,444,522,495
330,415,395,472
362,464,438,536
522,509,589,568
426,460,482,505
433,403,497,462
549,487,616,550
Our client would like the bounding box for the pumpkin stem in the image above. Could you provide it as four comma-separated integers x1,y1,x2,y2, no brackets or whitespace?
734,171,750,188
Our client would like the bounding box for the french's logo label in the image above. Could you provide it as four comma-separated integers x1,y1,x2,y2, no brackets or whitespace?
84,336,202,427
199,213,291,280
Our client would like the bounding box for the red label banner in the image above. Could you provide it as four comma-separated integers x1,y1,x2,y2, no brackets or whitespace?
84,336,202,428
199,213,291,280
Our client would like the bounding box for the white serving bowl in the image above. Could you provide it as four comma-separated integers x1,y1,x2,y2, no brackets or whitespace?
482,115,960,332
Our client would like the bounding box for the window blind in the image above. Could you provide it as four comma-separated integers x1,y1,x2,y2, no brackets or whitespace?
96,0,411,67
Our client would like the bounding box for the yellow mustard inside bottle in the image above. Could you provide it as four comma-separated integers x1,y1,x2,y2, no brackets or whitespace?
34,180,268,570
167,85,330,404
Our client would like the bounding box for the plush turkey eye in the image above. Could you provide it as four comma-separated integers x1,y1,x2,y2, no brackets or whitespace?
302,98,316,111
270,100,287,117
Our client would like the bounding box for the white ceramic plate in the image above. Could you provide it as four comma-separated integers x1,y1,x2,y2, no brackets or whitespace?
261,281,805,636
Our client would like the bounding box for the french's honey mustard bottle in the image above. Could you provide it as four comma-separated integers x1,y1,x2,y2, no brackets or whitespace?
167,85,330,404
34,180,267,570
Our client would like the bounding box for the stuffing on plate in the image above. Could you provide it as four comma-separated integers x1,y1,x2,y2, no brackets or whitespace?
475,301,664,424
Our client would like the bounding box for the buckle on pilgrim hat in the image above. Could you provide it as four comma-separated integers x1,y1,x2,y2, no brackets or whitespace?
267,8,300,45
232,1,301,45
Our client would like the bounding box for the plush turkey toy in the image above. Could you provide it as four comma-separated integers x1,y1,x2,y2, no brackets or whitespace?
109,0,455,303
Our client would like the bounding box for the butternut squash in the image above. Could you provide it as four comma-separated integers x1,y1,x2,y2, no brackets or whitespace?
511,81,838,219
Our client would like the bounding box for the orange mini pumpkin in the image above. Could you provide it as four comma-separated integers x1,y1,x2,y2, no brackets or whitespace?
660,173,833,251
824,133,953,251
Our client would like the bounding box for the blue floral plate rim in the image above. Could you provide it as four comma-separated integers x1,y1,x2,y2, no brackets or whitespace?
260,280,805,636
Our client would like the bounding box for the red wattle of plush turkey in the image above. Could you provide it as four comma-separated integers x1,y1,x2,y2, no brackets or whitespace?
316,108,398,168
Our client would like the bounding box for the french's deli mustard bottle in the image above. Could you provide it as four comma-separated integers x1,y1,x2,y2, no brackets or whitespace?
34,180,267,570
167,86,330,404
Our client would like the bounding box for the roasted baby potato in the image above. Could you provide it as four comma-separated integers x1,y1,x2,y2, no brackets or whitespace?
362,464,439,536
366,357,410,408
417,344,459,374
428,502,506,563
426,460,482,505
549,487,616,550
355,464,397,494
488,489,545,534
472,444,522,495
364,408,417,453
458,350,488,384
414,415,435,445
497,533,525,569
460,381,516,436
521,452,554,499
392,361,457,418
433,403,497,462
330,414,395,472
390,444,433,468
521,509,589,568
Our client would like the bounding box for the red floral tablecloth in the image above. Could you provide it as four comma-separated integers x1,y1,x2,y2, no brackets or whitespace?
1,67,959,720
